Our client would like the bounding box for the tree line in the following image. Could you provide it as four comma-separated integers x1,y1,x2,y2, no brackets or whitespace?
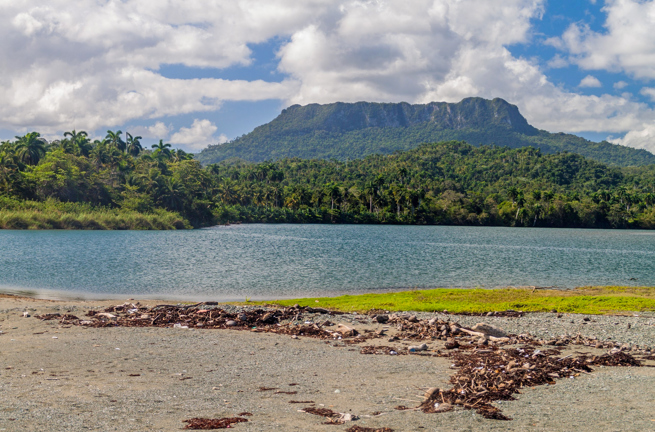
3,134,655,229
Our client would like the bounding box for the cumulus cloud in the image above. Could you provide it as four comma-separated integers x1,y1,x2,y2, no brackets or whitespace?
170,119,223,150
128,122,172,139
609,125,655,153
555,0,655,80
614,81,628,90
640,87,655,102
579,75,602,88
2,0,655,152
547,54,568,69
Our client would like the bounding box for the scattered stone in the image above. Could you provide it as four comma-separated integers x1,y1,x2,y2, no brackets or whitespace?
408,343,428,352
337,324,358,337
471,323,507,338
375,315,389,324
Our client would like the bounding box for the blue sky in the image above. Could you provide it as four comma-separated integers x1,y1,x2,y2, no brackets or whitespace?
3,0,655,152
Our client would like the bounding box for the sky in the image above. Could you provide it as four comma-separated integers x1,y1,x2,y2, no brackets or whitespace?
2,0,655,153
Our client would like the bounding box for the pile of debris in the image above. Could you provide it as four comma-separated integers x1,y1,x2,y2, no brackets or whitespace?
419,347,641,420
299,407,359,425
183,417,248,429
36,303,356,340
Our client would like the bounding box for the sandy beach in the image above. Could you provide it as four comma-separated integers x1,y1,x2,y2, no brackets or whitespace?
2,294,655,431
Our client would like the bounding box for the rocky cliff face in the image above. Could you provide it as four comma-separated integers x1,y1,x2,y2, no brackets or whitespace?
276,97,537,135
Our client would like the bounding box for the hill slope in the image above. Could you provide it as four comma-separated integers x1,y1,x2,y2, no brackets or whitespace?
196,98,655,167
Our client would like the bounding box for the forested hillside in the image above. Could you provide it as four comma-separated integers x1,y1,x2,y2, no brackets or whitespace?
2,131,655,229
196,98,655,167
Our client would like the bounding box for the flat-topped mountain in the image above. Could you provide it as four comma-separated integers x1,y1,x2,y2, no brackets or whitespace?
196,97,655,166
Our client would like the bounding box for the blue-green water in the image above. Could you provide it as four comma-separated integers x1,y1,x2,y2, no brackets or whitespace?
0,225,654,300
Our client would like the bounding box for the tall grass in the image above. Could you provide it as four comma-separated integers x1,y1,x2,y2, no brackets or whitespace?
0,197,190,230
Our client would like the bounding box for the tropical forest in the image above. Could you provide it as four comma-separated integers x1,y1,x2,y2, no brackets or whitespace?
3,129,655,230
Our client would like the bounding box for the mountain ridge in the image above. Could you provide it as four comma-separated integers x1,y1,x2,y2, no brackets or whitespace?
196,97,655,167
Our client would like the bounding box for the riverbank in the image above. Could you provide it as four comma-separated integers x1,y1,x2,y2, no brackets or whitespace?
0,198,189,230
1,294,655,431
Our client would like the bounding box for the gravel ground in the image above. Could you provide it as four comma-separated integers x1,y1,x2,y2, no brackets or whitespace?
1,296,655,431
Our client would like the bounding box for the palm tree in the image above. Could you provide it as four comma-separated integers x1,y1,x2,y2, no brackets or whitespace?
156,177,186,211
64,130,92,157
323,183,341,210
170,149,192,162
152,140,172,159
105,130,126,152
14,132,47,165
364,181,376,212
126,133,143,157
0,150,20,191
63,129,87,143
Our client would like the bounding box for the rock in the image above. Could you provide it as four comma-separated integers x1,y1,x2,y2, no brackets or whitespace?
407,315,419,323
428,318,438,326
445,338,459,350
338,413,358,422
336,324,358,337
375,314,389,324
433,403,453,413
408,343,428,352
471,323,507,338
583,317,590,322
225,320,238,326
237,313,248,321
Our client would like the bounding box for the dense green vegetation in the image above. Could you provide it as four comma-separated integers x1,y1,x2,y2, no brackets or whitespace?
261,286,655,315
3,129,655,229
207,141,655,229
0,131,211,229
196,98,655,167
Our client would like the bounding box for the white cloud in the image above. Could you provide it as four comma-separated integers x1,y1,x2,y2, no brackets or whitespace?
609,125,655,153
640,87,655,102
170,119,220,150
1,0,655,154
546,54,568,69
579,75,602,88
614,81,628,90
129,122,172,139
555,0,655,80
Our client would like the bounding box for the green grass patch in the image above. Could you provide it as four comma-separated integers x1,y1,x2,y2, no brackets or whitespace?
0,198,190,230
259,286,655,315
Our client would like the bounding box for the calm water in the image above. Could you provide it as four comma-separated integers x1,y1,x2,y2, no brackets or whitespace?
0,225,654,300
